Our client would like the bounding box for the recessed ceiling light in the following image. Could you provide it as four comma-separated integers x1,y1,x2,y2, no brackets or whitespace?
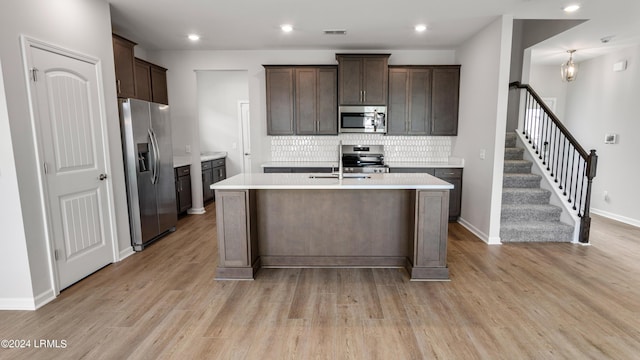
188,34,200,41
563,4,580,12
415,24,427,32
281,24,293,33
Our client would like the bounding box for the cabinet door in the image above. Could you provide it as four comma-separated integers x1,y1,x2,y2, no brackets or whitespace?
337,57,362,105
112,35,136,98
295,68,317,135
150,65,169,105
266,67,295,135
213,166,226,183
387,69,408,135
408,68,431,135
362,57,388,105
134,59,151,101
202,168,214,203
177,175,192,213
316,68,338,134
431,68,460,135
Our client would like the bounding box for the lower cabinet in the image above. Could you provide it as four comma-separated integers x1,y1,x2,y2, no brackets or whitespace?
203,158,226,203
175,165,192,215
389,167,462,221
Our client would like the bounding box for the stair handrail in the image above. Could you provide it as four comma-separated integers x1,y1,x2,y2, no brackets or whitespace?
509,81,598,243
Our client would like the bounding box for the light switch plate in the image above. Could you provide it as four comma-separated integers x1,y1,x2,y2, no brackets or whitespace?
604,133,618,144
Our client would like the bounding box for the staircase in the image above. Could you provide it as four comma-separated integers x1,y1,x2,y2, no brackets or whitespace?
500,133,574,242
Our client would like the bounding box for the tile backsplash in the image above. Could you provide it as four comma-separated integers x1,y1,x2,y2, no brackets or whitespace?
271,134,452,162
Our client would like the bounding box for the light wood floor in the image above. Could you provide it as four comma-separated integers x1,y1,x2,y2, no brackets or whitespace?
1,206,639,359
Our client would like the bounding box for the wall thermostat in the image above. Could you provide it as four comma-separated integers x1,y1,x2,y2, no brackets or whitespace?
604,133,618,144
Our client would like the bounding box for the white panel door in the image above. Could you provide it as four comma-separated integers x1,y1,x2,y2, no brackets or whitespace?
239,100,252,173
27,44,114,290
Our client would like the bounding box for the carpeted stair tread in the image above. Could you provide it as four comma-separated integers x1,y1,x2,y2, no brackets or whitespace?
502,188,550,204
504,159,532,173
501,204,563,222
503,173,542,188
505,147,524,160
500,221,573,242
505,133,517,148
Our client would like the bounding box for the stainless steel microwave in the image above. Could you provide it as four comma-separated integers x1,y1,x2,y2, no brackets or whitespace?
339,106,387,134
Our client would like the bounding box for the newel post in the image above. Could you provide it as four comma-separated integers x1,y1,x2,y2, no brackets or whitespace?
579,149,598,243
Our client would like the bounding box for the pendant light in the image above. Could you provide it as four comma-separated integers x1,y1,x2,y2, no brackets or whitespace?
561,50,578,82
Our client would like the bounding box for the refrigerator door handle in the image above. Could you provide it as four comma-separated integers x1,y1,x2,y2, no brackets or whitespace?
148,128,159,184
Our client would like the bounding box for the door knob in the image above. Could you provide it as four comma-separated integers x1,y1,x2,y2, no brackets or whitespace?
99,173,108,181
244,153,251,156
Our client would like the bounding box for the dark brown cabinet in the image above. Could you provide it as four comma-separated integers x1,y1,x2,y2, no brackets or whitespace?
388,68,432,135
112,34,136,98
175,166,192,214
430,68,460,135
263,167,333,173
112,34,169,104
265,67,295,135
265,66,338,135
336,54,390,105
387,65,460,136
295,67,337,135
202,158,226,203
134,58,168,105
389,167,463,221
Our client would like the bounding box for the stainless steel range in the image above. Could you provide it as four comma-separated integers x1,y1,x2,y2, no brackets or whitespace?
341,145,389,173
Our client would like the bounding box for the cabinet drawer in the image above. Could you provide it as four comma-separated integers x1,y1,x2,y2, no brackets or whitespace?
176,166,190,176
434,168,462,178
211,158,226,167
201,161,212,170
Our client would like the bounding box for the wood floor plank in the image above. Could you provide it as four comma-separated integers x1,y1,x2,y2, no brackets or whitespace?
1,208,639,359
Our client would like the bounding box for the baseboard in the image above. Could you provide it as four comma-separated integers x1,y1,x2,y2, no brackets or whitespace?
457,217,501,244
0,297,35,310
591,208,640,228
34,288,56,309
187,207,206,215
118,246,135,261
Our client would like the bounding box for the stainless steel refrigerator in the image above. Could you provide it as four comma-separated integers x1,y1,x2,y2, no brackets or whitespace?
119,98,177,251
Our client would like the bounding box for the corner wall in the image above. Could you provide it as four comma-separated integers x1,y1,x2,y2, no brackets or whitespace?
453,15,513,243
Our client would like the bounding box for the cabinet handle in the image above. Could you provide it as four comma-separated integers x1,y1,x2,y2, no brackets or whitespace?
116,79,121,94
363,90,366,103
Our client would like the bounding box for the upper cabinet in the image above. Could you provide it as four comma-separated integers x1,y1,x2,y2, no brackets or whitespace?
112,34,136,98
112,34,169,105
265,65,338,135
295,67,337,135
265,67,295,135
336,54,390,105
430,67,460,136
388,65,460,136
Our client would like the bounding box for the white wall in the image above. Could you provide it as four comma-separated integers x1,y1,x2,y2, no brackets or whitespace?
0,58,35,309
562,45,640,226
529,65,569,120
0,0,130,308
196,70,249,177
453,16,513,243
152,49,456,174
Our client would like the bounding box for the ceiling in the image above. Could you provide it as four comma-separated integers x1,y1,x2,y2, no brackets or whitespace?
109,0,640,65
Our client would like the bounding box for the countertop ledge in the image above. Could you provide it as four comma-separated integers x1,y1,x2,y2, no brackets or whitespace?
211,173,454,190
173,152,227,168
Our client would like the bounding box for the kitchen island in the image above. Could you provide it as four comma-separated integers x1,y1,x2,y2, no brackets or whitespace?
211,173,453,281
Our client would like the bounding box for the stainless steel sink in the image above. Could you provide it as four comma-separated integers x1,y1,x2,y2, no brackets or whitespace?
308,174,371,179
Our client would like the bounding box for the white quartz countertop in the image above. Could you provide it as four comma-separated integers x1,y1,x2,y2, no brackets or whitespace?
211,173,454,190
173,152,227,168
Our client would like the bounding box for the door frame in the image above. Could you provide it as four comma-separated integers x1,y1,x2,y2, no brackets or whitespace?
20,35,119,297
237,100,251,173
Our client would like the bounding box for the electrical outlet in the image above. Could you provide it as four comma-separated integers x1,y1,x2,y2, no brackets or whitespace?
232,142,237,149
185,145,191,154
479,149,486,160
603,190,609,201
